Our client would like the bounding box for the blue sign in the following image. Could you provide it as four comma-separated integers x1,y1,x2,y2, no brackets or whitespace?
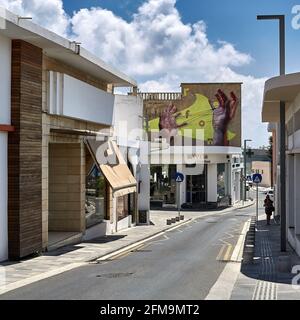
252,173,262,184
175,172,184,183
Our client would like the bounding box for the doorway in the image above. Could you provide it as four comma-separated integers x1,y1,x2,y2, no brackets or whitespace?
186,165,207,204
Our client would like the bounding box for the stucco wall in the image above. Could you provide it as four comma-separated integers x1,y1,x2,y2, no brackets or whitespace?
0,34,11,261
113,94,144,144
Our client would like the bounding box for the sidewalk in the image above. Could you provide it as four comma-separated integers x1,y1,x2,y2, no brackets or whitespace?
230,214,300,300
0,200,252,296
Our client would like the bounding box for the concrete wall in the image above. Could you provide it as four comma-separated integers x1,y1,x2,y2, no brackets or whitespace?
41,55,110,248
113,94,144,144
48,72,115,126
251,161,271,187
207,164,218,202
48,143,85,233
0,34,11,261
283,92,300,255
113,95,150,214
231,170,241,204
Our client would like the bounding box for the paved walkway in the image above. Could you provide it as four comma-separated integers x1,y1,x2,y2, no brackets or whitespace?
0,200,253,295
231,214,300,300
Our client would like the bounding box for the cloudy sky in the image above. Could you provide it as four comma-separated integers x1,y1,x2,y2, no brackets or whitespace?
1,0,299,147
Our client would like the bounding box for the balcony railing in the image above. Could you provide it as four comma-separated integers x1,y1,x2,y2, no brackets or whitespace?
139,92,182,101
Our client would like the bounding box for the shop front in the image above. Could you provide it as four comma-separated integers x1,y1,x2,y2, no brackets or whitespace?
85,139,138,233
149,149,240,210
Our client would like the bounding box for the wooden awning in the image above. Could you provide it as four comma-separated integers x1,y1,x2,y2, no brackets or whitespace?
85,139,137,197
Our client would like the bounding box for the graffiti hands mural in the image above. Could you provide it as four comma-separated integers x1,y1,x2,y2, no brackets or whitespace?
210,89,238,146
145,83,241,147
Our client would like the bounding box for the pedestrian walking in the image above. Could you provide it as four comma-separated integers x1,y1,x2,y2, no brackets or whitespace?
264,195,274,225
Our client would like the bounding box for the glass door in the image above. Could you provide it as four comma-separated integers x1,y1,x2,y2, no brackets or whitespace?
186,165,207,204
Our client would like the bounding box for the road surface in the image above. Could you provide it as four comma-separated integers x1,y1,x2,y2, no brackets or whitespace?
1,198,263,300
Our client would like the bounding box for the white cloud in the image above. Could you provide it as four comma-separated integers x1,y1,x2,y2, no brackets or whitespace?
0,0,69,36
0,0,269,146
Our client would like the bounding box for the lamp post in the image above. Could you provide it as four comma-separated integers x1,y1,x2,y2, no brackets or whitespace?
257,15,286,252
243,139,252,201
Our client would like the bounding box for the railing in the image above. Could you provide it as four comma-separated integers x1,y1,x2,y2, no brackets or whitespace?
139,92,182,101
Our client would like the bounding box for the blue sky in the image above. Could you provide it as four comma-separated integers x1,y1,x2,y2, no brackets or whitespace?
60,0,300,147
62,0,300,79
3,0,298,146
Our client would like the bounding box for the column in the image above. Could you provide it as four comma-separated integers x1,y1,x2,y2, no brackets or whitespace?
294,154,300,235
287,155,295,228
207,164,217,202
8,40,43,260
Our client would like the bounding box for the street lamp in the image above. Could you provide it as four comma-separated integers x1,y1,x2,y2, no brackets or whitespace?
257,14,286,252
243,139,252,201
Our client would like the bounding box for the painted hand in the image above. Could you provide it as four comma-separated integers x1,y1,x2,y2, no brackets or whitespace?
159,103,187,137
210,89,238,146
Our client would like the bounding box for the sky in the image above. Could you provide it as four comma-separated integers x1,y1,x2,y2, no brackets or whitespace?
1,0,299,147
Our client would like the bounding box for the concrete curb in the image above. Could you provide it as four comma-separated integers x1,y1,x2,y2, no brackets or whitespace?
0,218,193,296
205,217,253,300
234,200,255,211
242,216,256,264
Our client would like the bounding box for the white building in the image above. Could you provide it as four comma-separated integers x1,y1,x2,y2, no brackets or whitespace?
149,146,243,209
0,8,142,261
0,32,11,262
262,72,300,256
142,84,243,211
112,94,150,225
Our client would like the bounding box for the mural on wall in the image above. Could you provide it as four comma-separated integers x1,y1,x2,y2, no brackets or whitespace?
145,83,241,147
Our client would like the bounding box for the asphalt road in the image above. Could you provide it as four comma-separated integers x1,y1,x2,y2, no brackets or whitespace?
1,196,263,300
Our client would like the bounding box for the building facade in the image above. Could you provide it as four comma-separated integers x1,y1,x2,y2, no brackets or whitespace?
251,160,272,187
142,82,243,210
262,71,300,256
0,9,143,261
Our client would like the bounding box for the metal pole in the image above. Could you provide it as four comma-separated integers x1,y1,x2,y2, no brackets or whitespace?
177,181,180,218
257,14,286,252
279,16,285,76
279,16,286,252
190,176,193,205
244,140,247,201
280,101,286,251
256,183,259,225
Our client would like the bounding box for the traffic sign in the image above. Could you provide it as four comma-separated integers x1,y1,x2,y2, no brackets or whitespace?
175,172,184,183
252,173,262,184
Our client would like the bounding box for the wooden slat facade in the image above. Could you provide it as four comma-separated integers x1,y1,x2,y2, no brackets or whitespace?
8,40,43,260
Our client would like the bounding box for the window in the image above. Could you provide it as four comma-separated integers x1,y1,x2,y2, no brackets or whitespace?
86,164,106,228
150,165,177,206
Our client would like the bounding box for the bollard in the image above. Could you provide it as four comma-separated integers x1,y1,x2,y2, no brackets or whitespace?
166,219,172,225
180,215,184,220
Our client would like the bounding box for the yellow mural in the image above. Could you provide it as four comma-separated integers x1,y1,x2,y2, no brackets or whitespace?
149,93,236,143
145,83,241,147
